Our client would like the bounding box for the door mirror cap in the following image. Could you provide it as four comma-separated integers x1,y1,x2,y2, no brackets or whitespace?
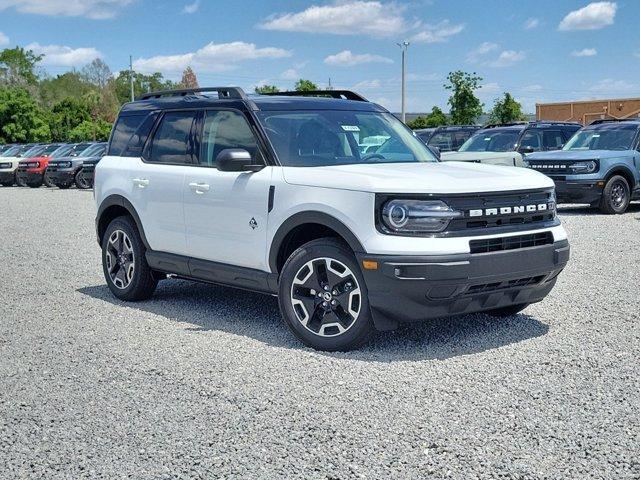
518,145,535,155
428,145,441,159
216,148,264,172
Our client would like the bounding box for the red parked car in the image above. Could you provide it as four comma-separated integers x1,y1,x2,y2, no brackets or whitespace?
16,144,70,188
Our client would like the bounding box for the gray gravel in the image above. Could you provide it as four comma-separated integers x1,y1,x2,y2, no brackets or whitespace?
0,186,638,479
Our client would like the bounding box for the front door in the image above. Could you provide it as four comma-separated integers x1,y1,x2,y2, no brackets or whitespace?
183,109,273,271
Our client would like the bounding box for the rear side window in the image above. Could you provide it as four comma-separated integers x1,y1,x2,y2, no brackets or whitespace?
147,111,197,164
109,114,146,156
200,110,259,167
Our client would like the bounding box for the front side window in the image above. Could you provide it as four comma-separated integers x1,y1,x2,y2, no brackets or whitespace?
458,129,520,152
200,110,259,167
257,110,437,167
564,124,639,151
429,132,454,151
148,111,196,164
519,130,542,151
542,130,565,150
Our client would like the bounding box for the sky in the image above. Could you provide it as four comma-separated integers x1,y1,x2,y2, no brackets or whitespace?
0,0,638,113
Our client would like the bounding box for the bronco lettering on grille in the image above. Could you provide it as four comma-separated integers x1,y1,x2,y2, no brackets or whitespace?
469,204,549,217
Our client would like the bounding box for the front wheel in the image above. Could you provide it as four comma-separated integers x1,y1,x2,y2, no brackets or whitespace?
599,175,630,214
16,176,26,187
278,238,372,351
102,216,158,301
43,172,54,188
75,171,91,189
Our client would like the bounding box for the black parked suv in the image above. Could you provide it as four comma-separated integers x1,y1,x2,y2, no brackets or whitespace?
46,142,104,189
414,125,481,152
76,142,108,189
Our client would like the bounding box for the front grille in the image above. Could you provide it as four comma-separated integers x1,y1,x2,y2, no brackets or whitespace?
469,231,553,254
467,275,546,295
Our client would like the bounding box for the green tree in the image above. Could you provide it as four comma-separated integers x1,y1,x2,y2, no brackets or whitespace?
39,71,96,107
0,47,42,86
407,106,448,129
113,71,179,104
488,92,525,124
444,71,483,125
0,87,51,142
294,79,318,92
68,119,112,141
48,97,91,141
255,84,279,94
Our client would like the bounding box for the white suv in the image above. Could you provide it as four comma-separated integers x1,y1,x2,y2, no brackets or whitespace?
94,88,570,351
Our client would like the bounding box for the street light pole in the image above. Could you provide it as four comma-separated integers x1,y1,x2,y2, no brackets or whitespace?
397,41,409,123
129,55,135,102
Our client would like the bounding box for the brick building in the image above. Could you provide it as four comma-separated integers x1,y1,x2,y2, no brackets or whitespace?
536,97,640,125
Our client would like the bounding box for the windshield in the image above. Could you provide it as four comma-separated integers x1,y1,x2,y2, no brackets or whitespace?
78,143,106,157
50,145,74,158
23,145,47,158
458,129,520,152
70,143,93,156
564,124,638,151
1,145,21,157
257,110,437,167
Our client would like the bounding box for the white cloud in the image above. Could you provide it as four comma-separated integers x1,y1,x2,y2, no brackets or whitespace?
588,78,635,95
0,0,133,19
182,1,199,14
133,41,291,74
487,50,526,67
280,68,299,80
466,41,498,63
324,50,393,67
410,20,465,43
572,48,597,57
523,17,540,29
26,42,102,66
558,1,617,31
354,79,381,89
0,31,9,46
261,1,406,37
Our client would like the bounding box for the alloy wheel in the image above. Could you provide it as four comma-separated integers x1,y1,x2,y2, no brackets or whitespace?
105,229,135,289
610,180,627,208
290,257,361,337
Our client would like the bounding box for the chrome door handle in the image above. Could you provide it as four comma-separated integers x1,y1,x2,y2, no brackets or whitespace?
188,182,210,194
133,178,149,188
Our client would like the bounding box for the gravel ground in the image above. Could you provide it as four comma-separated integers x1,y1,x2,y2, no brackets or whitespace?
0,186,638,479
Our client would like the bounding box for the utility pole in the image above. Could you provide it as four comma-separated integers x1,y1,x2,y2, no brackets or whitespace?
396,41,409,123
129,55,134,102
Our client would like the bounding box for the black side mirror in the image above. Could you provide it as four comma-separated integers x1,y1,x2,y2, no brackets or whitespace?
428,145,441,159
216,149,264,172
518,145,535,155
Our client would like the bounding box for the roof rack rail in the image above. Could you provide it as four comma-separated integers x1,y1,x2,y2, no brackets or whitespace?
138,87,248,101
263,90,368,102
483,122,528,128
589,118,639,125
529,120,582,126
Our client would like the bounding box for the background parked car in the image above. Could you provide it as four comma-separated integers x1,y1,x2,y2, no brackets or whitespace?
414,125,481,152
46,142,98,189
0,143,18,156
77,142,108,189
440,121,581,166
16,143,70,188
0,144,41,186
526,119,640,213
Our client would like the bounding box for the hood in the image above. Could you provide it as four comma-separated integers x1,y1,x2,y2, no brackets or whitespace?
282,161,553,194
80,156,102,165
440,151,519,162
48,155,84,165
527,149,634,161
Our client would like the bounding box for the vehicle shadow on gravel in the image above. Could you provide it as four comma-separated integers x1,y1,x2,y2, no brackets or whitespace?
78,281,549,362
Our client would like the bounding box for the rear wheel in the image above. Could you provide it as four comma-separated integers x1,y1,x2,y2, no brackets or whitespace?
75,171,91,189
599,175,630,214
278,238,372,351
484,303,529,317
102,216,157,301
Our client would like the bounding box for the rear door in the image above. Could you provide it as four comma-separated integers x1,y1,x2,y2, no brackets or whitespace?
183,109,272,270
128,110,197,255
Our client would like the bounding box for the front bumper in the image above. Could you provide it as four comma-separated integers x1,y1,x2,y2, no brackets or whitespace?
0,170,15,183
552,178,603,204
16,171,44,184
357,240,569,330
47,169,76,185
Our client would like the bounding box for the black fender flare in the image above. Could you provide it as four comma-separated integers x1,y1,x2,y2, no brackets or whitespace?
96,194,150,249
603,165,638,188
268,211,365,273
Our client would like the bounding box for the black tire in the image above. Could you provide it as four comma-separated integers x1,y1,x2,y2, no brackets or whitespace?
101,216,158,301
484,303,529,317
16,176,26,187
75,171,90,189
278,238,373,351
1,182,13,187
43,172,54,188
599,175,630,214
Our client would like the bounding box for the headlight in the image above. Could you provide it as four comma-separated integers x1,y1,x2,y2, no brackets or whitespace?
58,161,72,168
568,160,598,174
0,162,11,169
381,199,463,234
27,162,39,168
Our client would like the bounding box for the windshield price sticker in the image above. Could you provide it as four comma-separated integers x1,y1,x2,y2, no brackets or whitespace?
342,125,360,132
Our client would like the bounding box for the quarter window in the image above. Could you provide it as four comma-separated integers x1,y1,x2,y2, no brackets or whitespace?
200,110,259,167
148,111,197,164
109,114,146,156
